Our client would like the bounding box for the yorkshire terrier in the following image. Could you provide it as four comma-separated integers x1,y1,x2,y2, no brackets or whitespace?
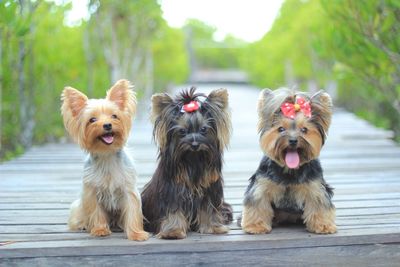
141,87,233,239
241,88,336,234
61,79,149,241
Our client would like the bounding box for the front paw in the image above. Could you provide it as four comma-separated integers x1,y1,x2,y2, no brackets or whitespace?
90,226,111,237
199,224,229,234
307,222,337,234
127,230,150,241
243,223,272,234
157,229,187,239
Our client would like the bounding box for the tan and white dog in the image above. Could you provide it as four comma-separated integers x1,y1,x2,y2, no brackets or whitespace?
61,79,148,241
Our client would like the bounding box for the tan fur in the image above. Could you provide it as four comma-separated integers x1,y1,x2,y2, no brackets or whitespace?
198,209,229,234
62,80,148,241
157,211,188,239
207,88,232,149
242,177,337,234
291,181,337,234
257,88,332,136
242,179,285,234
260,114,323,167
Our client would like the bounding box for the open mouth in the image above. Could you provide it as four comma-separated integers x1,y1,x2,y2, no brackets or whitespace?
284,149,300,169
99,132,114,145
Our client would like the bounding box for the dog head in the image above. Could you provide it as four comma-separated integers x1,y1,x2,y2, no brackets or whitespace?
151,87,231,161
258,88,332,169
61,79,136,154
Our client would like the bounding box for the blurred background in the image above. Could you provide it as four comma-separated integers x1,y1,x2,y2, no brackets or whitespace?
0,0,399,160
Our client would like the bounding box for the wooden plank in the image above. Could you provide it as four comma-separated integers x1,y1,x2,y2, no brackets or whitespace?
1,231,400,259
2,243,399,267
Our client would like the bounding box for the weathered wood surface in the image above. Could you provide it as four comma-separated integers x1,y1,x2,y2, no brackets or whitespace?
1,84,400,266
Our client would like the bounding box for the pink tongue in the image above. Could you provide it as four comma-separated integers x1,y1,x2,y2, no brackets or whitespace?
285,151,300,169
101,134,114,144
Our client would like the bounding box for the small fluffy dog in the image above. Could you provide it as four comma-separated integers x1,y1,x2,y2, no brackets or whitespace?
241,88,336,234
141,87,233,239
61,79,149,241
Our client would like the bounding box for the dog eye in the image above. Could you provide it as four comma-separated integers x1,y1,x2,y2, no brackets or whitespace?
178,128,187,135
200,126,207,134
278,127,286,133
89,117,97,123
111,114,118,119
301,127,308,134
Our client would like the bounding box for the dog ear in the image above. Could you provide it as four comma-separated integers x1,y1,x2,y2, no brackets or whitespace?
257,88,274,133
61,87,88,143
106,79,136,115
311,91,332,109
205,88,231,149
310,90,333,137
151,93,173,121
207,88,229,110
61,87,88,117
257,88,273,116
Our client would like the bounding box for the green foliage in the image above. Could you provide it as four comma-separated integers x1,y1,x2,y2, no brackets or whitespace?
0,0,189,160
152,23,189,90
242,0,400,139
185,19,247,69
320,0,400,135
242,0,333,89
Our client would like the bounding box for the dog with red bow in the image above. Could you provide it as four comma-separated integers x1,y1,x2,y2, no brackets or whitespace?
240,88,336,234
141,87,233,239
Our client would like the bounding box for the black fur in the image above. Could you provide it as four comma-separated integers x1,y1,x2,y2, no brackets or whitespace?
141,87,232,234
244,155,334,217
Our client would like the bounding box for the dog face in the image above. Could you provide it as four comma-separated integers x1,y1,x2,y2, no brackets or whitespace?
258,88,332,169
151,87,231,159
173,111,218,155
61,79,136,154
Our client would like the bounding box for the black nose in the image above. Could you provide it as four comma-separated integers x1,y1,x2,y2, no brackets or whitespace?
103,123,112,131
289,138,298,146
191,141,200,151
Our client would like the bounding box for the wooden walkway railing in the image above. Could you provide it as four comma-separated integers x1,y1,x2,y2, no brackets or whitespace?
1,84,400,266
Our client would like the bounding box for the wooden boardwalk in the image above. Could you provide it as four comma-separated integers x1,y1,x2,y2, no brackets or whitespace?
1,84,400,266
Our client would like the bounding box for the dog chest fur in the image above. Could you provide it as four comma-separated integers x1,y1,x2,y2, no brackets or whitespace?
83,149,137,212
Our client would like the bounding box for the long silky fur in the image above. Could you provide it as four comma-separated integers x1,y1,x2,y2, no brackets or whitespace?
141,87,233,234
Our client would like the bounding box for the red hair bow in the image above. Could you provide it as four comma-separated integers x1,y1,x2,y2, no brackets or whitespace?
181,100,200,113
281,97,311,119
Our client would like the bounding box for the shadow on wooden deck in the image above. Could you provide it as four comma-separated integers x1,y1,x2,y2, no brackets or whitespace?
1,84,400,266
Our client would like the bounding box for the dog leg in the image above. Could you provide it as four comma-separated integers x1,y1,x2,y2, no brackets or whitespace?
68,199,85,230
80,185,111,237
303,207,336,234
122,190,149,241
157,211,188,239
198,207,229,234
241,202,274,234
297,181,337,234
241,178,283,234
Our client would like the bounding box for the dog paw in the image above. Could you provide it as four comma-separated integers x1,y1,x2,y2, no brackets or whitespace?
243,223,272,234
212,224,229,234
307,223,337,234
199,224,229,234
157,229,187,239
127,231,149,241
90,226,111,237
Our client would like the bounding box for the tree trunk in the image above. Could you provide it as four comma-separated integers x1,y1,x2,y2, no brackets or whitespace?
18,36,29,147
17,0,35,149
0,28,3,151
84,27,94,97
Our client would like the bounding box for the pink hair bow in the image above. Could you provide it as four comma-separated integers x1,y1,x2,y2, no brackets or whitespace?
281,97,311,119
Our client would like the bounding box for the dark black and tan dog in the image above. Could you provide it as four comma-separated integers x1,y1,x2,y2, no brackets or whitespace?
141,87,233,239
241,88,336,234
